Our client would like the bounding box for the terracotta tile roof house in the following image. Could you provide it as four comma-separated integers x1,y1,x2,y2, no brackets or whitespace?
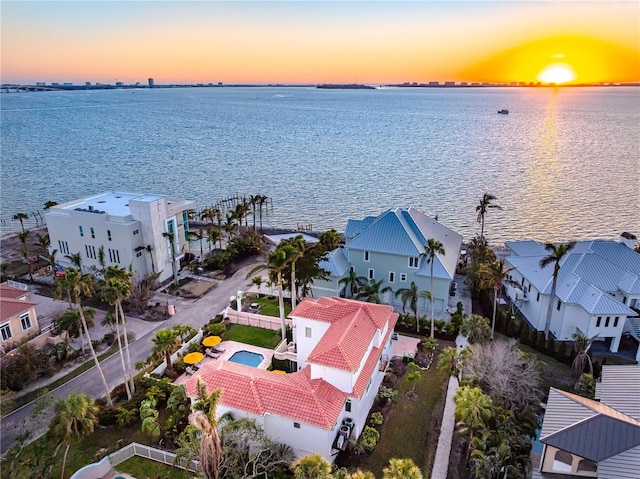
186,297,398,461
0,283,39,350
533,365,640,479
311,207,463,315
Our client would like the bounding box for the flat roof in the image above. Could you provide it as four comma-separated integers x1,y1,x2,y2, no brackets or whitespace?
59,192,164,217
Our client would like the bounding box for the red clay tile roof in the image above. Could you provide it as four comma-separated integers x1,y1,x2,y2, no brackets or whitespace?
0,297,36,322
293,297,396,372
185,362,347,429
0,284,29,300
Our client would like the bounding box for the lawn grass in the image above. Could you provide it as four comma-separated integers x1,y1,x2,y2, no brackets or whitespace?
252,295,292,317
359,353,449,478
116,456,194,479
225,324,282,349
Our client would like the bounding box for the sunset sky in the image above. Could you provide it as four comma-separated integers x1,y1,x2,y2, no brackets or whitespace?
2,1,639,85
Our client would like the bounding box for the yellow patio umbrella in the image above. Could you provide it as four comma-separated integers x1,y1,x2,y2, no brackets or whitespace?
272,370,287,375
202,336,222,348
183,352,204,365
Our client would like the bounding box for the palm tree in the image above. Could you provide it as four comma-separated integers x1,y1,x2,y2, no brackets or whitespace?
145,244,156,273
65,252,82,272
356,278,392,304
189,379,222,479
246,244,298,340
571,333,596,383
476,193,502,239
97,246,106,274
48,393,99,479
101,266,135,396
291,453,332,479
54,269,112,406
162,231,179,285
382,458,423,479
17,230,33,282
438,346,468,383
281,235,306,310
479,259,519,340
460,314,491,344
339,270,366,299
540,241,576,340
56,307,95,354
43,200,58,210
318,229,342,251
189,229,204,258
257,195,269,230
223,213,236,245
454,385,494,456
395,282,422,333
207,227,222,255
152,328,180,372
12,212,29,233
422,238,446,338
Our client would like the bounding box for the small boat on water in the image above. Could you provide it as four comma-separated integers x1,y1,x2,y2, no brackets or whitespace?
498,109,509,114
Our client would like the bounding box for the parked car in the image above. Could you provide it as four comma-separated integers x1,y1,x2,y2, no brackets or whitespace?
449,281,457,297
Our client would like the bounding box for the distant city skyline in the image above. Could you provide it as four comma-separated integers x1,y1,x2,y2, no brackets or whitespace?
2,1,639,85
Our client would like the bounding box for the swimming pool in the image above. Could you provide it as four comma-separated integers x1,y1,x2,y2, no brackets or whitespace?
228,350,264,368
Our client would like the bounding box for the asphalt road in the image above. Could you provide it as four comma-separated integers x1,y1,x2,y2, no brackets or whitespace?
0,262,260,455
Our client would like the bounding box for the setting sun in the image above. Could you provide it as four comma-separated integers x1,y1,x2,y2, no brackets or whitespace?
537,62,577,84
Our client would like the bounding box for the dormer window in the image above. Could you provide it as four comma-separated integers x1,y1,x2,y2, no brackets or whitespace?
408,257,419,268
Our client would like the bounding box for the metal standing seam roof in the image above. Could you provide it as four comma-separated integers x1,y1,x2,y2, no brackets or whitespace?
595,365,640,421
317,248,350,278
541,388,640,462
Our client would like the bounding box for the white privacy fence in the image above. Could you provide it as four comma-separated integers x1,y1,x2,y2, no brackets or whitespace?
225,307,292,331
70,442,200,479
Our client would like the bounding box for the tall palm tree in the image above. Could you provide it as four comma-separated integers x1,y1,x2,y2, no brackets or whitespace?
281,235,306,310
97,246,106,274
12,212,29,233
476,193,502,239
356,278,392,304
162,231,179,285
152,328,180,372
339,270,366,299
207,227,222,254
65,252,82,272
101,266,135,396
48,393,99,479
479,259,518,340
223,213,236,245
291,453,333,479
540,241,576,340
145,244,156,273
454,385,494,456
56,307,95,353
190,380,222,479
54,269,112,406
318,229,342,251
17,230,33,282
422,238,446,338
246,244,298,340
257,195,269,230
571,333,596,382
188,230,204,258
382,458,423,479
395,281,421,333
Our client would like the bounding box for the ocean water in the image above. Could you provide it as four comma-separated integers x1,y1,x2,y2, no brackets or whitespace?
1,86,638,244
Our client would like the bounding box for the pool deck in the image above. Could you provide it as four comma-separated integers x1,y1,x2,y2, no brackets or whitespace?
174,340,274,386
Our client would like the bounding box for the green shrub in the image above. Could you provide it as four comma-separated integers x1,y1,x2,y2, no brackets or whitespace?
377,386,398,403
206,323,227,337
97,406,118,426
186,342,201,353
357,426,380,453
369,412,384,426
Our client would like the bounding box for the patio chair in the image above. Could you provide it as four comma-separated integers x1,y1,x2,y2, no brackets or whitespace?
185,366,196,375
213,346,226,353
205,349,219,359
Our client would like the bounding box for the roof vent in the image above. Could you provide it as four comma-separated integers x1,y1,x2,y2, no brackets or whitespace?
88,205,94,211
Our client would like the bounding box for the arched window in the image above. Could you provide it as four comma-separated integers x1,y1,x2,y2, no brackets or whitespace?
552,450,573,472
577,459,597,473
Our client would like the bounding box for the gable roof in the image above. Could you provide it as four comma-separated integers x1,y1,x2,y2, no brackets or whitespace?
293,297,394,372
344,207,462,279
185,362,346,430
541,388,640,462
318,248,350,278
506,240,638,316
0,284,29,300
595,365,640,421
0,297,37,323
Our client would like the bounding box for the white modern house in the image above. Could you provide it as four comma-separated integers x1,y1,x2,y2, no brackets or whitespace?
534,365,640,479
185,297,398,461
311,207,462,315
45,192,195,284
504,239,640,360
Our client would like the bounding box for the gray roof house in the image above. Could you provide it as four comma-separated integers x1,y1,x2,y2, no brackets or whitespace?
534,365,640,479
311,207,462,315
504,239,640,360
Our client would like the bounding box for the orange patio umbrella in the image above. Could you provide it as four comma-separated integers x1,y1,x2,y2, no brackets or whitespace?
272,370,287,375
202,336,222,348
183,352,204,365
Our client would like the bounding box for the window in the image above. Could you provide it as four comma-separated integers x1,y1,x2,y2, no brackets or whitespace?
133,229,139,236
305,327,312,338
605,317,610,327
293,422,300,429
90,227,95,238
577,459,597,473
400,273,407,282
345,400,352,412
136,251,143,258
389,272,395,283
107,230,112,241
58,240,70,255
536,292,540,302
553,451,573,472
364,251,370,262
408,257,419,268
614,317,619,327
368,269,375,280
0,322,12,341
85,245,96,259
623,296,627,304
19,312,32,331
108,248,120,263
596,316,602,327
528,284,531,292
556,300,561,311
79,226,84,237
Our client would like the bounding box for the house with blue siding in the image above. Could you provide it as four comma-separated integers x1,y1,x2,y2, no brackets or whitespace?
311,207,463,315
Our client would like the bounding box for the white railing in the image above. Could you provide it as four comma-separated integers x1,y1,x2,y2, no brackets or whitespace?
6,279,28,290
70,442,200,479
273,338,297,362
225,307,292,331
